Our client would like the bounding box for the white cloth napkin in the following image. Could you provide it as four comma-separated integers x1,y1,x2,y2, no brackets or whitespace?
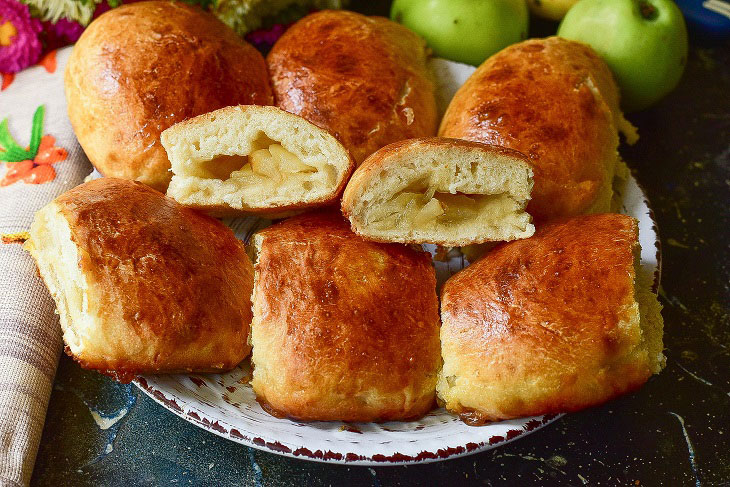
0,46,91,487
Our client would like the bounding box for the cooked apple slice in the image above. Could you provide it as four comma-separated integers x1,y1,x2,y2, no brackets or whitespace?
413,198,445,226
250,148,282,182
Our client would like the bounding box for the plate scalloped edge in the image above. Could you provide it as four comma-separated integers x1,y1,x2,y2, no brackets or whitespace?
136,375,561,465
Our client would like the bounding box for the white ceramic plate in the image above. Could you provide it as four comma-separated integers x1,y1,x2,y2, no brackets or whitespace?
134,59,661,465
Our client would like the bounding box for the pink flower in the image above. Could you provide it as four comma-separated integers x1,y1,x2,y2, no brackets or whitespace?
0,0,42,73
41,18,84,52
245,23,291,53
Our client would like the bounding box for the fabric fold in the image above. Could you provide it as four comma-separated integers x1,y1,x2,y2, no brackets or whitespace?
0,46,91,486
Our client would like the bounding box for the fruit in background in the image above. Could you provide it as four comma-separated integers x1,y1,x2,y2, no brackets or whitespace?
558,0,688,112
528,0,580,20
390,0,529,66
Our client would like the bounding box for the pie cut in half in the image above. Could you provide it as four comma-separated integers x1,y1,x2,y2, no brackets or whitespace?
162,105,355,216
341,137,535,247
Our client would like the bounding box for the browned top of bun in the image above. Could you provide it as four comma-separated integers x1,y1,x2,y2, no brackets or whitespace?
439,37,620,222
440,213,651,421
267,10,438,165
65,1,273,191
56,178,254,379
251,210,441,421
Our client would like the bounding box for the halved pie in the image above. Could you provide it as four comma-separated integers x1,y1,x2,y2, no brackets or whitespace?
162,105,355,216
341,137,534,247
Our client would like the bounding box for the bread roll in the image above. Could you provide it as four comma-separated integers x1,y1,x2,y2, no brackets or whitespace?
341,138,534,247
438,213,664,423
440,37,637,223
162,105,354,217
267,10,438,165
65,1,273,192
250,211,441,422
24,178,254,382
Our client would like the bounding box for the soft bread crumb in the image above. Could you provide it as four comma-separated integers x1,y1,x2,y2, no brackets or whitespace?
25,203,92,358
618,114,640,145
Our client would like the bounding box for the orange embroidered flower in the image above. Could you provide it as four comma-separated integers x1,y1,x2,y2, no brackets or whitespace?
21,162,56,184
0,105,67,186
1,72,13,90
1,159,32,186
34,134,66,164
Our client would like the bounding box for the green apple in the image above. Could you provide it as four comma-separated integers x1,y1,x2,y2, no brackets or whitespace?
390,0,529,66
558,0,688,112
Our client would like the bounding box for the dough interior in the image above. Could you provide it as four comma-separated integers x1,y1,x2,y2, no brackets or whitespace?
24,204,91,356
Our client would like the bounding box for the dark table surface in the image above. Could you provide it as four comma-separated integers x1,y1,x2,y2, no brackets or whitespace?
30,2,730,486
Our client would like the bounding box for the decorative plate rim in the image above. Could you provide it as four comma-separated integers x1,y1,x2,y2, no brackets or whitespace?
135,376,562,465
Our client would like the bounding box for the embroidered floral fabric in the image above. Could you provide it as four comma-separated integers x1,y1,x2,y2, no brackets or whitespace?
0,46,90,487
1,105,69,186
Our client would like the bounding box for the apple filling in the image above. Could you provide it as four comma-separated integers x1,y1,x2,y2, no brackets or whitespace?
247,143,317,182
180,132,339,208
196,138,323,185
370,185,522,231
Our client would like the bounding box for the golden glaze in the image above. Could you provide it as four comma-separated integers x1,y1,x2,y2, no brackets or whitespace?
54,178,254,380
65,2,273,191
439,214,652,422
267,10,438,165
251,210,441,422
439,37,621,222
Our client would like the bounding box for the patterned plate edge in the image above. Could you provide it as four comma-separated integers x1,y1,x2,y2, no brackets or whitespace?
134,375,561,465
